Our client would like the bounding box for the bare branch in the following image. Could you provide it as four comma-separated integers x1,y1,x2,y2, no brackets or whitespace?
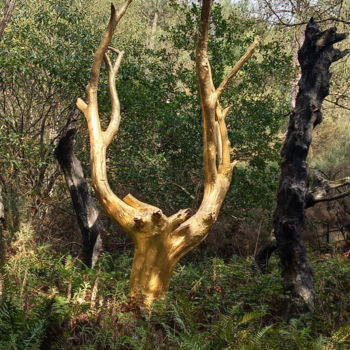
166,182,195,200
215,103,231,173
312,189,350,204
325,98,350,111
274,17,350,28
103,47,124,146
325,177,350,189
88,1,132,95
196,0,216,97
222,106,231,119
263,0,286,25
123,193,161,212
76,1,135,231
216,37,260,97
263,0,350,27
168,209,192,230
171,0,258,252
306,177,350,208
196,0,217,184
76,98,87,112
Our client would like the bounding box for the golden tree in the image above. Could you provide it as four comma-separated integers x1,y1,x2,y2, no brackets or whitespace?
77,0,258,305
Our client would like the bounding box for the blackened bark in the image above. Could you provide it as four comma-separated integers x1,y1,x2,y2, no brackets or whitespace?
55,124,103,268
273,18,349,320
255,172,350,273
254,238,278,274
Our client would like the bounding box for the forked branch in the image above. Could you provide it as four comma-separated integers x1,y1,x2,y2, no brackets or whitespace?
196,0,217,184
77,0,258,241
170,0,259,256
89,1,132,93
76,1,137,231
77,0,259,304
104,47,124,146
77,0,192,236
216,37,260,97
196,0,259,188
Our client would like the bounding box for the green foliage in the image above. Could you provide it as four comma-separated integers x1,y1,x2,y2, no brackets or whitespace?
1,0,349,348
105,1,293,216
310,117,350,179
1,236,350,349
0,0,293,246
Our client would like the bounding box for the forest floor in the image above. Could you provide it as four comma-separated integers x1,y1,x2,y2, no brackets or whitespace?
1,227,350,349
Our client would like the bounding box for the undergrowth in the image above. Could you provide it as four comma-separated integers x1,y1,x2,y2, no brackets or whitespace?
0,225,350,349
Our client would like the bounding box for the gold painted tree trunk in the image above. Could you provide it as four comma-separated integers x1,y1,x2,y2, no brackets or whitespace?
77,0,259,305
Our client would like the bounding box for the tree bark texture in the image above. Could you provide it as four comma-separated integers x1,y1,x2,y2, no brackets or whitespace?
254,173,350,273
273,18,349,320
148,11,158,50
76,0,258,305
0,0,16,41
55,125,103,268
254,237,278,274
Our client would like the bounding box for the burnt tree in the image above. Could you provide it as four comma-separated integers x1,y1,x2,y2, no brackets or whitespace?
254,174,350,274
273,18,349,320
55,120,103,268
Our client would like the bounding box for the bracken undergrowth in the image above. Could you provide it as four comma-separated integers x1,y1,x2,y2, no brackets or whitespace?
0,225,350,349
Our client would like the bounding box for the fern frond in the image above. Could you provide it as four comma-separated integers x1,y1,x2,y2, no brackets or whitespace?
332,324,350,342
237,312,265,326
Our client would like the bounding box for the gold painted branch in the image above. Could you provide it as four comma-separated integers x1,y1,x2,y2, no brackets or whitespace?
77,0,259,306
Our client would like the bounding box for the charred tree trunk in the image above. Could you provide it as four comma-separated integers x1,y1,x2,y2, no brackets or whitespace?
55,124,103,268
254,236,278,274
273,18,349,320
254,174,350,273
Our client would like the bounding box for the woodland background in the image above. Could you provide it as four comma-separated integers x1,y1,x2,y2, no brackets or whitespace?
0,0,350,349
